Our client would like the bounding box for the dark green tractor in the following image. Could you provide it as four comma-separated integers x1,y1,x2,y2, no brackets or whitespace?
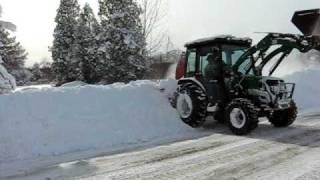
174,9,320,135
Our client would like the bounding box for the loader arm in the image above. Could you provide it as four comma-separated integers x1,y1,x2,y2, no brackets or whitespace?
233,9,320,76
233,33,320,76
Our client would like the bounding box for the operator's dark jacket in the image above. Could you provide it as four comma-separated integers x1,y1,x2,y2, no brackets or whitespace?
204,61,224,82
204,58,226,104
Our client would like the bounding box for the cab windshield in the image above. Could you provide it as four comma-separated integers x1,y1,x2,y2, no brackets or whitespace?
222,45,254,75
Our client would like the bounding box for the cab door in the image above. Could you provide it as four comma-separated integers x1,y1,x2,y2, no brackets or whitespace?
185,48,197,78
197,46,227,105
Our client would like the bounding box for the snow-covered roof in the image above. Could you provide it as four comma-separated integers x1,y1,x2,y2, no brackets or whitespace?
185,35,252,48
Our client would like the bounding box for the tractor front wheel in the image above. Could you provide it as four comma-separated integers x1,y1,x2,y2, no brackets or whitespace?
176,83,208,128
268,101,297,127
225,98,259,135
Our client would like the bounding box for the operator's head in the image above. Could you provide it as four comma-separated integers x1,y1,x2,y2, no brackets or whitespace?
212,47,219,56
207,47,220,64
207,54,215,64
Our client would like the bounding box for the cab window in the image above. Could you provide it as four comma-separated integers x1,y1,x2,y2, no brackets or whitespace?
221,45,254,75
222,46,248,66
200,54,209,76
238,58,254,75
198,46,219,77
186,49,196,76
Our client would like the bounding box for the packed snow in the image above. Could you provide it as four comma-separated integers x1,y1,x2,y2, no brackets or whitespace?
61,81,88,87
0,80,206,177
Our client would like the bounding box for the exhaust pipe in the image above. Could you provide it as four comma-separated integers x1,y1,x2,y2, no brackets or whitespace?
292,9,320,36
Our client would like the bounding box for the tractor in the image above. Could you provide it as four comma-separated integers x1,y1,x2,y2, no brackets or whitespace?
174,9,320,135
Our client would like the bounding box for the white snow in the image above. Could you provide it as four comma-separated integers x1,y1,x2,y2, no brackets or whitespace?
1,68,320,177
159,79,178,98
283,68,320,113
0,80,204,177
61,81,87,87
185,35,252,47
15,84,53,92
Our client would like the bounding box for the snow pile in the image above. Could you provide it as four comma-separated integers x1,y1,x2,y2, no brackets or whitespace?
0,80,198,166
284,68,320,113
61,81,87,87
159,79,177,98
15,84,52,92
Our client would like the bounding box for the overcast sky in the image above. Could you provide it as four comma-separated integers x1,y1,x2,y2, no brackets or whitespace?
1,0,320,66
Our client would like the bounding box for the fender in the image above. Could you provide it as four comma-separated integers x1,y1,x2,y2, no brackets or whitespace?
178,77,206,92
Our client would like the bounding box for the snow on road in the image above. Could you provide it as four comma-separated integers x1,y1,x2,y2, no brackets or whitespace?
6,114,320,180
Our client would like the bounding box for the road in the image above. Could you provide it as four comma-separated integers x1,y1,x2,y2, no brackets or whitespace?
6,113,320,180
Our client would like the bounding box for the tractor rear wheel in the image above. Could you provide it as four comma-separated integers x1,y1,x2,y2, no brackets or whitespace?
225,98,259,135
176,83,208,128
268,101,297,127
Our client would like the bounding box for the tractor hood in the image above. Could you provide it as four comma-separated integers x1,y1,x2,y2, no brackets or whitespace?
240,76,283,90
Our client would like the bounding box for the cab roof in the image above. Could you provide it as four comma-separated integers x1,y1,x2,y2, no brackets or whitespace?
185,35,252,48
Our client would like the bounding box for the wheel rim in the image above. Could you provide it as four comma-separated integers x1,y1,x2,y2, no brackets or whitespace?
230,108,246,128
177,92,193,118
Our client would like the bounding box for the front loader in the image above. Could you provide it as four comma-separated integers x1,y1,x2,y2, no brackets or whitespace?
174,9,320,135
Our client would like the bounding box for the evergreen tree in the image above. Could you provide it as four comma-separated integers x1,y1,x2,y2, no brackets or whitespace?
30,63,41,82
52,0,80,85
98,0,147,83
74,3,101,83
40,60,54,83
0,25,28,85
29,60,54,84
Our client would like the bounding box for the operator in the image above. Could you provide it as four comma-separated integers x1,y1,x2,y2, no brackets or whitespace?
204,49,224,82
204,48,226,105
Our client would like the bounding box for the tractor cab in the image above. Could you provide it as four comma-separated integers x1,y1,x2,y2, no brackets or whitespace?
173,9,320,135
178,36,254,106
183,35,253,79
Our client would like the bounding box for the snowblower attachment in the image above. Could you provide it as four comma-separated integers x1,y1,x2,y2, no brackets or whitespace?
292,9,320,36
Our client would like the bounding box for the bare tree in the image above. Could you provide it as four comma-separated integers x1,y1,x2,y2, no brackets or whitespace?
140,0,167,55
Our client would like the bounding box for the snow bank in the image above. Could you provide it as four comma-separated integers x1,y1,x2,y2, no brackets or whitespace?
159,79,177,98
61,81,87,87
283,68,320,113
0,80,198,166
15,84,52,92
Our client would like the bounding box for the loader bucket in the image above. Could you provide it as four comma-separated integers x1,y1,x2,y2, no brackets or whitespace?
292,9,320,36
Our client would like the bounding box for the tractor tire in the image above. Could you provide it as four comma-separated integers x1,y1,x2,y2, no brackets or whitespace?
268,101,297,127
225,98,259,135
176,83,208,128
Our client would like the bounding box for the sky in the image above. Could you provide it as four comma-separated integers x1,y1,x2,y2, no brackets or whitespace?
0,0,320,67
